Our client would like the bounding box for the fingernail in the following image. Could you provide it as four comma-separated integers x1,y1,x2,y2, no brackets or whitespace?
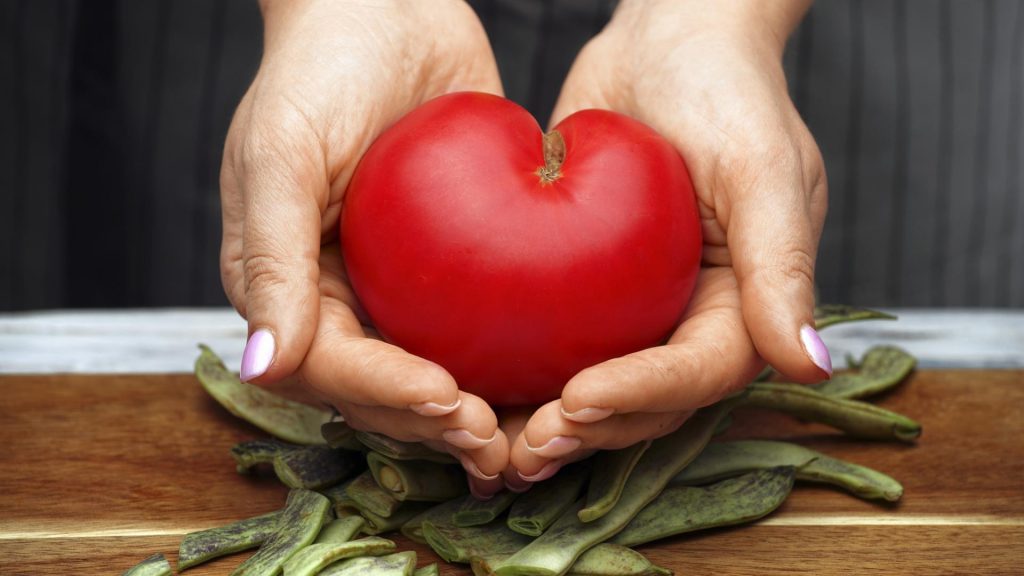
526,436,582,458
410,398,462,417
505,475,533,493
468,478,496,501
518,460,564,483
800,324,833,376
457,454,499,481
561,406,614,423
240,329,275,382
442,428,497,450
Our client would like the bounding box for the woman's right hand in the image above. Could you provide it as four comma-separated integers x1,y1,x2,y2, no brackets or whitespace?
220,0,509,499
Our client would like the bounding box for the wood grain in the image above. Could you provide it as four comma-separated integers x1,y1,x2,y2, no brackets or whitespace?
0,370,1021,575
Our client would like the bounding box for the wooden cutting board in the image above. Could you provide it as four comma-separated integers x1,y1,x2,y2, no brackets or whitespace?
0,370,1021,575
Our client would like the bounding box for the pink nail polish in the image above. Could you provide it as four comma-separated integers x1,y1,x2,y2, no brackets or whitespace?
526,436,582,458
518,460,564,483
800,324,833,376
442,429,497,450
410,398,462,417
561,406,614,423
240,329,275,382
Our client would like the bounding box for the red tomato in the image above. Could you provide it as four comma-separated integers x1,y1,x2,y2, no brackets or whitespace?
341,92,701,407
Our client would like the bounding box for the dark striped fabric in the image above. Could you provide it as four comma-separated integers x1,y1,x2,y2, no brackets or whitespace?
1,0,1021,311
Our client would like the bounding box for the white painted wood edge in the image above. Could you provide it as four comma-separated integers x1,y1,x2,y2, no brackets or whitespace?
0,308,1021,374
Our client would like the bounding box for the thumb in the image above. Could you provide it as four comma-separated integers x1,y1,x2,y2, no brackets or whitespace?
728,152,830,383
237,132,324,385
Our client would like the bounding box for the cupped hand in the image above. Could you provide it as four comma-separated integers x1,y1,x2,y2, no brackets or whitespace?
220,0,508,497
509,0,829,483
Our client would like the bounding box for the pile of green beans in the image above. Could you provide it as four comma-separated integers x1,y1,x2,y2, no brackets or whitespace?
122,305,921,575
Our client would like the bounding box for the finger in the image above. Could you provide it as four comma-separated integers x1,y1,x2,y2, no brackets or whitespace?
301,290,460,415
496,408,534,492
220,97,252,315
726,141,831,382
236,118,325,385
336,392,497,446
560,268,763,422
510,400,688,480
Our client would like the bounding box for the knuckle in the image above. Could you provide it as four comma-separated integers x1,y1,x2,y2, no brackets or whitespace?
243,253,291,294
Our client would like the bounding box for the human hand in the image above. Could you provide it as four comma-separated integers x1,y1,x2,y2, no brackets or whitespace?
509,0,830,483
220,0,508,498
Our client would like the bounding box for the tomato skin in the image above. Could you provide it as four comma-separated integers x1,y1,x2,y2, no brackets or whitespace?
341,92,701,407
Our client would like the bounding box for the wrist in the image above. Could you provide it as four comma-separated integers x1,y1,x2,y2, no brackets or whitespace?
612,0,811,56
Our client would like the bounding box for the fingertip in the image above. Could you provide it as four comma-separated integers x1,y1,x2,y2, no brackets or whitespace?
799,323,833,377
240,328,276,383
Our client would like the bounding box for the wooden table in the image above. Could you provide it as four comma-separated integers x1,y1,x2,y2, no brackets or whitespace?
1,368,1021,575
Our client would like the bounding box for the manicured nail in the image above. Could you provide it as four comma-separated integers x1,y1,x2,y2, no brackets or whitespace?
442,428,497,450
240,329,275,382
526,436,582,458
561,406,614,423
410,397,462,417
457,454,499,481
800,324,833,376
518,460,564,483
468,478,496,501
504,475,533,493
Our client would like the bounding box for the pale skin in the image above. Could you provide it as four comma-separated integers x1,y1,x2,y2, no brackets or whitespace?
221,0,827,498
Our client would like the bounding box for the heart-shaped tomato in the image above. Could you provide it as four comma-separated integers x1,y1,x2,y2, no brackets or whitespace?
342,92,701,407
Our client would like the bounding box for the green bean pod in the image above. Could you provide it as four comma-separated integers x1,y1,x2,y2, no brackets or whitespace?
454,491,520,527
282,537,396,576
507,463,589,536
321,421,365,451
315,516,367,544
178,511,281,570
813,304,895,330
612,468,795,547
367,452,468,502
356,431,457,464
413,563,440,576
195,345,331,445
231,489,333,576
360,501,436,535
579,441,650,523
491,400,736,576
473,544,671,576
121,553,172,576
672,440,903,502
811,346,916,399
401,499,465,544
231,439,297,474
423,516,532,563
274,445,364,490
319,551,419,576
346,470,403,518
743,382,922,442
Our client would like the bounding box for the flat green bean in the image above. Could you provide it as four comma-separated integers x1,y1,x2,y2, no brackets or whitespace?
356,431,457,464
423,515,532,563
579,441,650,523
231,489,333,576
232,439,297,474
400,499,464,544
178,511,280,570
671,440,903,501
361,502,436,535
491,400,736,576
812,346,916,399
414,563,440,576
122,553,172,576
813,304,895,330
454,491,520,527
612,468,795,547
367,452,467,502
474,544,672,576
274,445,364,490
195,345,331,445
282,537,396,576
319,551,418,576
744,382,921,442
508,463,588,537
321,421,365,451
346,470,402,518
315,516,367,544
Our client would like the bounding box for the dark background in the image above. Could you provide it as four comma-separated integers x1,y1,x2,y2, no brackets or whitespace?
1,0,1022,312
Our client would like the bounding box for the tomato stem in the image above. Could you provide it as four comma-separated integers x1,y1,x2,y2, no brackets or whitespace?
537,130,565,185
